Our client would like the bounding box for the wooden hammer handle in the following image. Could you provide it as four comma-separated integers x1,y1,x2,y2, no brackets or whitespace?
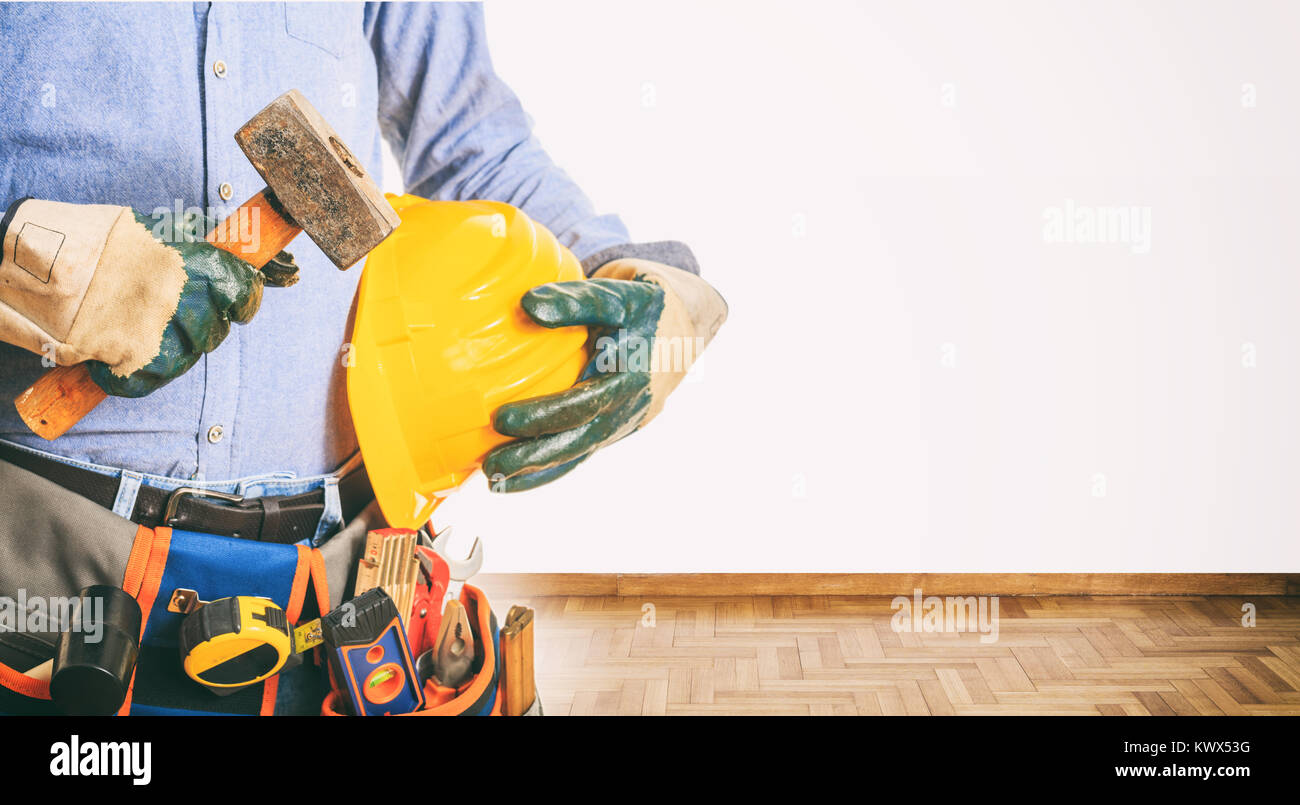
205,189,301,268
14,191,300,440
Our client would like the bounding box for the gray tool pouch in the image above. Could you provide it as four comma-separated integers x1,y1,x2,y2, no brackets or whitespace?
0,459,140,670
317,499,385,611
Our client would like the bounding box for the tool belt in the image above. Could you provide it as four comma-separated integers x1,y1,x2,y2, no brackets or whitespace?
0,453,366,715
0,453,535,716
0,442,373,543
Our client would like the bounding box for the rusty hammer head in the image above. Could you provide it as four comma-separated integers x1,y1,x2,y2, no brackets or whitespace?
234,89,400,270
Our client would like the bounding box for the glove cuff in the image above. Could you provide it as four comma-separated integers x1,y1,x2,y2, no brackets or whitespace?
0,199,187,376
591,258,728,346
580,240,700,277
591,258,728,427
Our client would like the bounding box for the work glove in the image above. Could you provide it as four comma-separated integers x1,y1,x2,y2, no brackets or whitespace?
483,259,727,492
87,211,298,398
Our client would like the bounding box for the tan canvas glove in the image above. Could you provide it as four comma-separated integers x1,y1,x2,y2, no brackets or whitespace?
0,198,187,376
589,258,728,423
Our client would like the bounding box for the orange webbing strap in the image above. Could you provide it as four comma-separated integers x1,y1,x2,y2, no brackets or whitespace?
120,523,154,597
286,544,313,624
305,547,335,708
0,660,51,700
257,681,277,717
489,676,504,716
117,526,172,716
258,543,316,716
308,546,330,620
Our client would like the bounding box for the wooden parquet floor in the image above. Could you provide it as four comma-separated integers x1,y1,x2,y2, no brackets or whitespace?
501,594,1300,715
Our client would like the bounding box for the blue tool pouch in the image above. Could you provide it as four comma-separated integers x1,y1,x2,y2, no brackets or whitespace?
123,528,332,715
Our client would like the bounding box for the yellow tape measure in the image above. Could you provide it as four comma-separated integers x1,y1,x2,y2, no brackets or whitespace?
174,592,324,690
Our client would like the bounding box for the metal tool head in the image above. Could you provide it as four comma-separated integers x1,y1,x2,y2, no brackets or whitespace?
429,527,484,582
235,89,400,270
430,600,476,688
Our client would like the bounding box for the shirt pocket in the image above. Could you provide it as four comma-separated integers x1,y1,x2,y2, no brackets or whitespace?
283,2,362,59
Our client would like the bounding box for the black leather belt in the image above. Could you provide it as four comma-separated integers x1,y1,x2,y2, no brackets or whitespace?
0,443,373,545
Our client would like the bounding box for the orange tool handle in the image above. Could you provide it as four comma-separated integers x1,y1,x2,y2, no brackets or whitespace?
13,191,299,440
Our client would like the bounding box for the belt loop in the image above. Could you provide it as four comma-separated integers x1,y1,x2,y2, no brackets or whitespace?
260,497,282,542
312,476,343,546
112,470,143,520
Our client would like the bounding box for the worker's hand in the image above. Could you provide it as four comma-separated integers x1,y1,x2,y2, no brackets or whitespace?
87,211,298,398
483,259,727,492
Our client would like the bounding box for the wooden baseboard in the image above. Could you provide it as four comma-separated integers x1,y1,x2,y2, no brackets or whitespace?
476,572,1300,598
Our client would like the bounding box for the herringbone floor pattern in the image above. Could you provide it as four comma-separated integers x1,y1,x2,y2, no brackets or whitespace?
506,595,1300,715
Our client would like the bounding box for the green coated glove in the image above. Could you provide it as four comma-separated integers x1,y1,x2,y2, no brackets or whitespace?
483,259,727,492
87,211,298,398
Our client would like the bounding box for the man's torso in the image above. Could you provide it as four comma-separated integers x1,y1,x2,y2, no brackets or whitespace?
0,1,382,480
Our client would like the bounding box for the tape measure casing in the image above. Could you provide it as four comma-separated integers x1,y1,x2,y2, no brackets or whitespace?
179,597,293,688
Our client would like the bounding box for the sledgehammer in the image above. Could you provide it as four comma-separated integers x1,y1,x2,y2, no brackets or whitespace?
15,89,400,440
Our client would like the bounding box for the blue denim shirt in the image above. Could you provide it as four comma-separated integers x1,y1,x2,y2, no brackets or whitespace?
0,1,639,482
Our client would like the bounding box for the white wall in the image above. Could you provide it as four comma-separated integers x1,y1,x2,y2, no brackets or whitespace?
385,0,1300,573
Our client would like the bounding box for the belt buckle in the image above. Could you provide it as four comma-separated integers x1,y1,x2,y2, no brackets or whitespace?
162,487,245,527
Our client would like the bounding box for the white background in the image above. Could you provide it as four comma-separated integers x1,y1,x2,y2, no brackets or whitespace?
383,0,1300,573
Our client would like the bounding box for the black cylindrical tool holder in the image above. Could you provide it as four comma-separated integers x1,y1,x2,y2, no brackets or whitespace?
50,585,142,716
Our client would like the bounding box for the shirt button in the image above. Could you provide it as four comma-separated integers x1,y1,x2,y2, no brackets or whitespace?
218,182,234,201
213,60,228,79
207,425,225,444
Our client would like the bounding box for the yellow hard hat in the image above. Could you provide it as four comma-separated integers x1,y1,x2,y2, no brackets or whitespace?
347,194,588,529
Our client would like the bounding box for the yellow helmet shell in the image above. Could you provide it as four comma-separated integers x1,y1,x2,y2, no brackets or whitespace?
348,195,588,528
